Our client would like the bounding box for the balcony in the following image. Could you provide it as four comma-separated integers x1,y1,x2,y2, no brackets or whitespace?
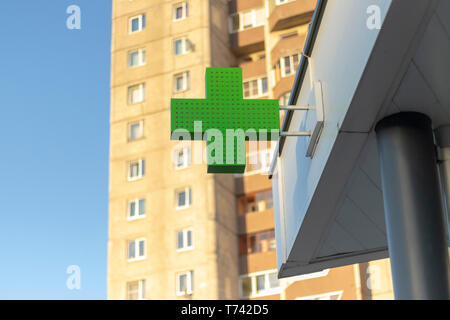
238,209,275,234
240,57,267,80
229,0,265,13
268,0,316,32
272,74,296,101
270,33,306,68
230,26,265,56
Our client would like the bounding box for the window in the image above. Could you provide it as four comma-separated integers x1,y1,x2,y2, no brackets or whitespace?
239,270,280,298
176,228,194,251
238,190,273,215
279,92,291,106
173,146,191,170
128,198,146,220
174,72,190,92
273,53,300,82
129,49,146,67
229,8,265,33
128,120,144,141
297,291,343,300
176,187,192,209
243,77,268,98
128,159,145,181
129,14,146,33
127,238,146,261
173,2,189,21
128,83,145,104
173,38,193,56
276,0,295,5
126,279,146,300
176,271,194,296
239,229,275,254
244,147,275,176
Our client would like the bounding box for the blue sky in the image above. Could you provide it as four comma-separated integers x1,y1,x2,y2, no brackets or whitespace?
0,1,111,299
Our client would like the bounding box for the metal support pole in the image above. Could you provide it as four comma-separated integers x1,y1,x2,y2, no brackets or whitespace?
375,112,450,300
435,126,450,246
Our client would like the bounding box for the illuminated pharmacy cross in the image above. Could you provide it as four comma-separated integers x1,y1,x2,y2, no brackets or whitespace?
171,67,280,174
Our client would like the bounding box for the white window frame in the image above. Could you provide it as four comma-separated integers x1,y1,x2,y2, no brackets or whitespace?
129,14,146,34
280,53,300,78
175,187,192,210
173,71,190,92
128,120,144,141
276,0,295,5
173,146,191,170
176,228,194,252
243,77,269,98
128,83,146,104
127,238,146,261
296,290,343,300
127,159,145,181
127,198,146,220
128,48,146,67
126,279,146,300
173,2,189,21
239,269,281,299
229,8,265,33
243,146,276,176
173,38,192,56
176,271,194,296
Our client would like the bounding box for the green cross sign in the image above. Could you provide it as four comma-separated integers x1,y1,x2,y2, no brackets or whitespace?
171,68,280,174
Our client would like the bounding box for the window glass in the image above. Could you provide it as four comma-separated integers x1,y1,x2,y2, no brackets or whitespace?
243,11,253,29
255,8,265,25
231,14,240,32
256,275,265,292
293,54,299,70
130,51,139,66
284,56,291,75
241,277,252,297
128,84,145,104
176,76,184,91
128,241,135,259
178,191,186,207
174,39,183,55
138,240,145,257
265,191,273,209
269,230,276,251
269,272,279,288
127,281,139,300
177,231,183,249
131,18,139,32
243,82,250,98
176,6,183,19
179,274,187,292
129,122,142,140
177,149,184,167
138,199,145,215
130,201,136,217
130,162,139,178
261,77,268,94
187,230,192,247
251,80,258,96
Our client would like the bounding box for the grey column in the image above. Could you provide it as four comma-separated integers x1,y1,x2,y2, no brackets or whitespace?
375,112,450,300
435,126,450,243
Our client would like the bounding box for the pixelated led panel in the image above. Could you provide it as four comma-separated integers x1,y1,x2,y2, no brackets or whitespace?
171,68,280,173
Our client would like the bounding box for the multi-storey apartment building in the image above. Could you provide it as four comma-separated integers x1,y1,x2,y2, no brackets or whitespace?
108,0,394,300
